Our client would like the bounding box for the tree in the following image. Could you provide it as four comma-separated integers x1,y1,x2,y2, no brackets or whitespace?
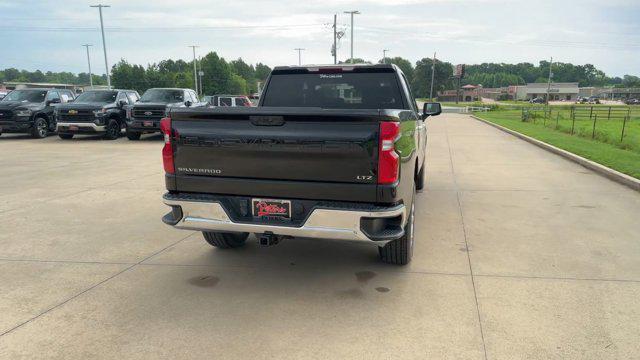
254,63,272,81
111,60,147,92
379,56,414,80
228,74,248,94
200,52,234,95
412,58,453,99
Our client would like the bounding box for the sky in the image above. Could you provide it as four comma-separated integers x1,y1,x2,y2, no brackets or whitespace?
0,0,639,77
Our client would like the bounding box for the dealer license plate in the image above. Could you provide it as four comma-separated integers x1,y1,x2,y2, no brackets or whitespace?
252,198,291,218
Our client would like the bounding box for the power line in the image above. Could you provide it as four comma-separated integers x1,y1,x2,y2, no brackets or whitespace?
0,23,330,32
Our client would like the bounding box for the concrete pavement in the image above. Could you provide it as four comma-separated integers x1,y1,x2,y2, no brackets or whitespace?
0,115,638,359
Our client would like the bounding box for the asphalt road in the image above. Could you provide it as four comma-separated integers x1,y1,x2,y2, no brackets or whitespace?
0,114,638,359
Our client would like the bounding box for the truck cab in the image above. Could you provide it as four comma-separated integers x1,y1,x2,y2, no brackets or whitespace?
56,89,140,140
0,88,75,138
126,88,201,140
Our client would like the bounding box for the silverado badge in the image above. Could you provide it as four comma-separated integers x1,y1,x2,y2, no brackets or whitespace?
68,109,78,115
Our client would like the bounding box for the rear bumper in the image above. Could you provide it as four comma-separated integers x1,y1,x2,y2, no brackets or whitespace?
57,122,106,133
162,193,406,244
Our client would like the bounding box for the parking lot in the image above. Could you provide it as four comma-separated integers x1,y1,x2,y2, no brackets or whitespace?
0,113,639,359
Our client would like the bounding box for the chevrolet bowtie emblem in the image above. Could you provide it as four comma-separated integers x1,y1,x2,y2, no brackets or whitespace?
144,111,153,116
68,109,78,115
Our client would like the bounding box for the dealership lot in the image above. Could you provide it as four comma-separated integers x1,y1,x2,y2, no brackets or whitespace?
0,114,639,359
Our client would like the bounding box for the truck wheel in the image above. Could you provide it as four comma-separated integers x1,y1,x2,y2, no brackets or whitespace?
58,133,74,140
416,164,426,192
378,188,415,265
202,231,249,249
32,117,48,138
126,130,141,140
104,119,120,140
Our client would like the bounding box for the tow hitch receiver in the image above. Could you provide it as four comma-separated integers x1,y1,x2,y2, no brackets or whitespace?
259,232,285,247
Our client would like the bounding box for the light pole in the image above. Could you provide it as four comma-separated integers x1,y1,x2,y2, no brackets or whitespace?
429,52,436,100
90,4,111,88
545,56,553,105
188,45,199,94
82,44,93,88
343,10,360,63
382,49,389,64
294,48,305,66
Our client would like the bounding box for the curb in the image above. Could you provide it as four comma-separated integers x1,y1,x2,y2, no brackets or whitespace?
470,115,640,192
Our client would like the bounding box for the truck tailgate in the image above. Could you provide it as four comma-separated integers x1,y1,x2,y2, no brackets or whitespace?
170,108,383,189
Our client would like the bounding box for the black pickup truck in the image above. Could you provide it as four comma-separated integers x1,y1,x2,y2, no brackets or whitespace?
125,88,201,140
0,88,75,138
56,89,140,140
161,64,441,265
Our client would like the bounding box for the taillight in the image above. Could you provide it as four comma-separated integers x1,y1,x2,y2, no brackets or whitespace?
378,121,401,184
160,117,174,174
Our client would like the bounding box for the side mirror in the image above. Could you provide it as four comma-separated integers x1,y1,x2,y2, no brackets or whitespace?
118,99,127,108
46,98,61,106
422,102,442,119
184,100,192,107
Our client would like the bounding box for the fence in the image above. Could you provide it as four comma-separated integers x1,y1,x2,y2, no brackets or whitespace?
517,105,640,151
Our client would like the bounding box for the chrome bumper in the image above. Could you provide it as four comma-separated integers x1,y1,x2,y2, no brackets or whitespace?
163,198,406,244
56,122,106,131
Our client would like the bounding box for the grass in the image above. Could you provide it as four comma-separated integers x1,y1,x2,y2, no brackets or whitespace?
474,109,640,179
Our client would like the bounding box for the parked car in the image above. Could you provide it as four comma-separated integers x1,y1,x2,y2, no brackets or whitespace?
588,96,601,104
576,97,588,104
55,89,140,140
0,88,75,138
125,88,202,140
624,98,639,105
206,95,253,107
529,97,545,104
160,63,441,265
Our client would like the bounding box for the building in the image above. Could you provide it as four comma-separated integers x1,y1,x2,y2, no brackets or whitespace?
579,87,640,100
438,84,483,102
0,82,81,92
519,82,579,101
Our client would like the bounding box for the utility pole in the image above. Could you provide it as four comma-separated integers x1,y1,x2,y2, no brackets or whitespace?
90,4,111,88
343,10,360,63
82,44,93,88
188,45,199,95
332,14,337,65
198,56,203,97
545,56,553,105
294,48,305,65
429,51,436,100
382,49,389,64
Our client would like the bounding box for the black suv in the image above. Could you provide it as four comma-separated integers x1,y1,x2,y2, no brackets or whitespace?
126,88,201,140
0,88,75,138
56,89,140,140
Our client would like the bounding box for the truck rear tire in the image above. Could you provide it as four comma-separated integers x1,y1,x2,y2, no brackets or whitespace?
202,231,249,249
126,130,141,140
378,188,415,265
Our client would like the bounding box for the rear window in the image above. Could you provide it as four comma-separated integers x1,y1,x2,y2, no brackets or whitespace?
262,72,405,109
